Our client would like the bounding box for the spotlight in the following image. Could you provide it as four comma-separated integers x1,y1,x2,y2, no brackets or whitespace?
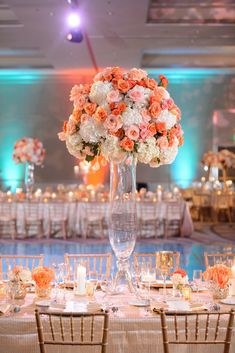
67,29,83,43
67,13,81,28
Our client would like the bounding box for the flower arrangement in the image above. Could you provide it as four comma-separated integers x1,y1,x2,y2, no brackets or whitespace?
13,137,45,165
58,67,183,167
8,266,32,283
171,269,188,291
32,266,55,289
201,150,235,170
203,264,232,289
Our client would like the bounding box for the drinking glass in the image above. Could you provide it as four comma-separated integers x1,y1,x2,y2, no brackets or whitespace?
156,251,175,299
193,270,202,292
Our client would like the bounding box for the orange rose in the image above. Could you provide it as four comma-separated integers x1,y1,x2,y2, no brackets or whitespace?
118,102,126,112
110,128,125,139
112,108,121,116
111,78,119,88
109,102,116,110
111,66,123,79
127,80,137,89
137,80,147,88
63,121,68,133
94,107,107,122
145,78,157,90
159,74,168,88
147,123,157,136
149,102,161,118
103,73,112,81
155,122,166,132
84,102,97,116
117,79,130,93
72,109,82,122
120,137,134,152
82,83,91,94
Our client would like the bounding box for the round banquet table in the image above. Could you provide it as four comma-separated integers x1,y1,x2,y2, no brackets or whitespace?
0,289,234,353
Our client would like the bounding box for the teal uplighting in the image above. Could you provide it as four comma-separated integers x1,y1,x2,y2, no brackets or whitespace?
0,70,42,85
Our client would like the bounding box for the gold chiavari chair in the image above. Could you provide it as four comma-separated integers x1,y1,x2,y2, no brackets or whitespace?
164,202,183,238
204,252,235,269
35,309,109,353
48,203,69,239
64,253,112,279
24,202,43,238
134,252,180,273
0,202,17,239
0,254,44,275
212,193,232,223
159,309,235,353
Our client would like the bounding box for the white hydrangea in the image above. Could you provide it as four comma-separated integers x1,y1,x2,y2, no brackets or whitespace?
19,268,32,282
89,81,112,106
159,137,178,164
101,135,126,163
157,110,177,130
79,118,105,144
68,133,82,147
122,107,143,127
66,140,84,159
137,137,160,164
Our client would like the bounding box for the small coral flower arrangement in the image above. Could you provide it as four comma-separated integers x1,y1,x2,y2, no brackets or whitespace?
203,264,232,299
171,269,188,292
9,266,32,283
32,266,55,298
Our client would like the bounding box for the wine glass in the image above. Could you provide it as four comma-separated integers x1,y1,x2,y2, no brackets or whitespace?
193,270,202,293
156,251,175,299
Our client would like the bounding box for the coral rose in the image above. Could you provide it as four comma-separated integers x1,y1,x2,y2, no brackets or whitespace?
159,74,168,88
117,79,130,93
72,109,82,122
94,107,108,122
119,137,134,152
80,114,89,124
84,102,97,116
141,108,151,123
63,121,68,133
149,102,161,118
147,123,157,136
104,114,123,132
74,94,86,110
145,78,157,90
126,125,140,141
128,68,147,81
155,122,166,132
118,102,127,112
157,136,169,149
67,119,77,134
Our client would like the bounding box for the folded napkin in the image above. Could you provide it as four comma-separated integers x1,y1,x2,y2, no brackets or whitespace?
49,303,66,311
0,304,11,315
87,302,102,313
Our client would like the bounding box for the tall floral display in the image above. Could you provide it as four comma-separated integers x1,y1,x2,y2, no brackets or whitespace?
13,137,45,198
59,67,184,290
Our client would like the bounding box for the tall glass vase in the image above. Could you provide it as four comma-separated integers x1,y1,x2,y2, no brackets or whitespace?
25,162,35,199
109,155,137,292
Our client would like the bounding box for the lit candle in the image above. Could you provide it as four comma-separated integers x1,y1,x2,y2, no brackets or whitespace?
75,264,86,296
68,191,73,201
182,286,192,300
52,192,56,199
74,165,79,175
230,265,235,296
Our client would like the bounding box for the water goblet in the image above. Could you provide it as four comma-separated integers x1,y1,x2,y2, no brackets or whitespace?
156,251,175,299
193,270,202,293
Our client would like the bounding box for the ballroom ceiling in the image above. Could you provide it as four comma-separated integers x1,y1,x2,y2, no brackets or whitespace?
0,0,235,71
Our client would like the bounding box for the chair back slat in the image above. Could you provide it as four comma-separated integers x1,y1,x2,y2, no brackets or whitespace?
0,255,44,274
205,252,235,268
159,309,234,353
35,310,109,353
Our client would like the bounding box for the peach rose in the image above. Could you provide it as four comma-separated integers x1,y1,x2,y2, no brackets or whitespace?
118,102,127,112
140,129,152,141
104,114,123,132
72,109,82,122
67,119,77,134
126,125,140,141
149,102,161,118
94,107,108,122
63,121,68,133
111,67,123,79
128,68,147,81
155,122,166,132
145,78,157,90
119,137,134,152
82,83,91,95
141,108,151,123
159,74,168,88
110,128,125,139
129,89,145,102
80,114,89,124
74,94,86,110
153,87,169,101
107,90,122,103
157,136,169,149
117,79,130,93
58,132,66,141
84,102,97,116
147,123,157,136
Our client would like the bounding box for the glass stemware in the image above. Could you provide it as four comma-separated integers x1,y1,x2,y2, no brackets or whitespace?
156,251,175,299
193,270,203,293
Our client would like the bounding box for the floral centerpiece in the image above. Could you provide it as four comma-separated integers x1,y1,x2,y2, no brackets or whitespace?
203,264,232,299
13,137,45,198
8,266,32,299
171,269,188,296
32,266,55,298
58,67,183,166
59,67,183,292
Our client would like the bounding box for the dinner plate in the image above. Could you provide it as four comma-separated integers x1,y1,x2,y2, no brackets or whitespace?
220,298,235,305
35,300,52,308
129,300,150,307
150,280,173,288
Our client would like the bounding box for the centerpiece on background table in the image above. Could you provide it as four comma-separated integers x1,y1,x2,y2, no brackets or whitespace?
203,264,232,300
32,266,55,298
171,269,188,297
59,67,184,291
13,137,46,198
8,266,32,299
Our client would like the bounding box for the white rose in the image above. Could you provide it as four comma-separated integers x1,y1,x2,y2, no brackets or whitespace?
137,138,160,164
157,110,177,130
20,268,32,282
89,81,112,106
79,118,105,144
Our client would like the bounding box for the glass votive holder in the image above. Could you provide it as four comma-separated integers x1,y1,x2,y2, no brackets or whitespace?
86,281,96,297
182,285,192,301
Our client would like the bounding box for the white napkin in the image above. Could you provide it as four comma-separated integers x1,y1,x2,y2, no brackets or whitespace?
0,304,11,315
167,300,191,311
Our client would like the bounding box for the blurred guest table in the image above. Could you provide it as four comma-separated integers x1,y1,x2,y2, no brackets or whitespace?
0,289,234,353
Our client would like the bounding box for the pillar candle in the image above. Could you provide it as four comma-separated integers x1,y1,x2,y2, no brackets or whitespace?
75,265,86,295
